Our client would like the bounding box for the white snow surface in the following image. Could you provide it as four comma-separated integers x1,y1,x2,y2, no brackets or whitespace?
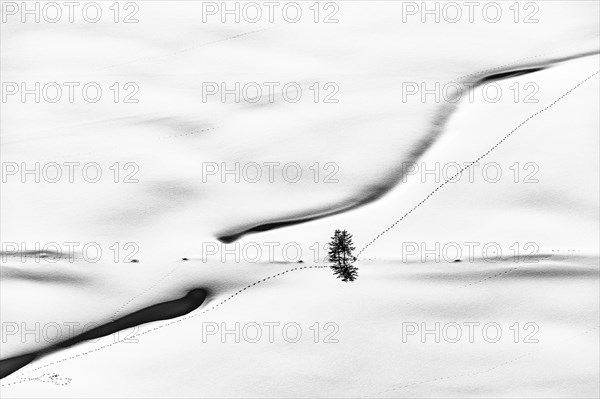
1,1,599,397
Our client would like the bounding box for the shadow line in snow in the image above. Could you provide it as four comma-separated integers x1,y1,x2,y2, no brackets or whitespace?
217,50,599,245
0,288,209,379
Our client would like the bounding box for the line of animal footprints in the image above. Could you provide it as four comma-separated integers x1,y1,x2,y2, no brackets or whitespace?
21,373,71,386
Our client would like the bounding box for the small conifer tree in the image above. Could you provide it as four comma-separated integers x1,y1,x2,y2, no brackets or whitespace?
327,229,359,282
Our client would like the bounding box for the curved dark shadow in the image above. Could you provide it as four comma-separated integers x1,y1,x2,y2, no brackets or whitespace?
217,50,599,243
477,67,546,83
0,288,209,379
1,265,89,284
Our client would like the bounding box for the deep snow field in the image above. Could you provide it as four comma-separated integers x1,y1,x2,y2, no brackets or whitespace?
1,1,599,397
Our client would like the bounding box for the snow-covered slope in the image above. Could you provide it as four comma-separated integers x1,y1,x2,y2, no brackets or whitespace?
1,1,599,397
